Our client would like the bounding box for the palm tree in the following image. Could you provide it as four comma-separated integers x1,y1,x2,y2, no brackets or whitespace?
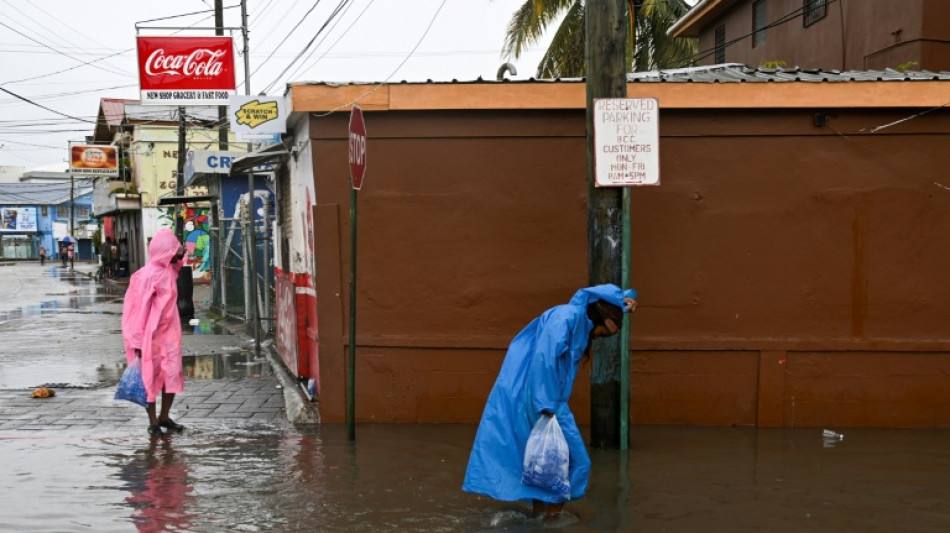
501,0,698,78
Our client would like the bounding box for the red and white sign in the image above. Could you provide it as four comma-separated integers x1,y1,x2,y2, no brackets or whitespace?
348,106,367,190
137,36,236,105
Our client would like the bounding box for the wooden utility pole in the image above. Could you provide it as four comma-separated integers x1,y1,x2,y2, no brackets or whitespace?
586,0,629,449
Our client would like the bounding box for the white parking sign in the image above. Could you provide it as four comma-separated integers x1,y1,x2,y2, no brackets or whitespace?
593,98,660,187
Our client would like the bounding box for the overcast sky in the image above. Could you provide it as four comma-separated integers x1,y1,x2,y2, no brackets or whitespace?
0,0,564,169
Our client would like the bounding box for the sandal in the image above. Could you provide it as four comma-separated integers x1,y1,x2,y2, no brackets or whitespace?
148,425,165,437
158,417,185,433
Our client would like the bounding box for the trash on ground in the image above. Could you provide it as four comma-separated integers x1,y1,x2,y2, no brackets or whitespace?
31,387,55,398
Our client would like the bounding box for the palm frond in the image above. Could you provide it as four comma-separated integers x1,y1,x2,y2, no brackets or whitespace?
535,1,586,78
502,0,579,59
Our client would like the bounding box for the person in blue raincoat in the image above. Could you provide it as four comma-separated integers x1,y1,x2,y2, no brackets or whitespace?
463,284,638,517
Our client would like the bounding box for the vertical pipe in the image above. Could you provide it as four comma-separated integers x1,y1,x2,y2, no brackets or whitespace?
347,186,358,440
620,187,631,450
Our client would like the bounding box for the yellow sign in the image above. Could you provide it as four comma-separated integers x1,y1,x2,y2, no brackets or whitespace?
234,99,279,128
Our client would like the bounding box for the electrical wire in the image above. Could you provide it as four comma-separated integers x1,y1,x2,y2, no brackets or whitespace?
309,0,449,117
284,0,368,83
260,0,355,94
248,0,323,80
0,18,131,79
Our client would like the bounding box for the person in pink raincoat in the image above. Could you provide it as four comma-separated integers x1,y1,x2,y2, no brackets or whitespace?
122,228,187,437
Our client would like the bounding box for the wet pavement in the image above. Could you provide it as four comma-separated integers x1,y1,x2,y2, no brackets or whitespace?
2,262,950,532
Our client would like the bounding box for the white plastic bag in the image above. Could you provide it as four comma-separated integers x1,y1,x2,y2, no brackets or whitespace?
521,414,571,499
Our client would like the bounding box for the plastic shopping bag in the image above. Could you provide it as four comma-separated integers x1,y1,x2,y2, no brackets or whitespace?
114,358,148,407
521,414,571,499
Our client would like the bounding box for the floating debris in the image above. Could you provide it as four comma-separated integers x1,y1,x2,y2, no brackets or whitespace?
31,387,55,399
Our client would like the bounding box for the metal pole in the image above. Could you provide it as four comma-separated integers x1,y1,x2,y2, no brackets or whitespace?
347,186,358,440
215,0,228,152
586,0,629,449
69,172,74,238
620,187,631,450
262,191,272,335
240,0,261,358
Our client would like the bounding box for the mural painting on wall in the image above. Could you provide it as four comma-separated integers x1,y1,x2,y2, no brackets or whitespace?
159,205,212,279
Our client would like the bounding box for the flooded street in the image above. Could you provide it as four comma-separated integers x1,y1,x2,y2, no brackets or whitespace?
2,263,950,532
3,424,950,532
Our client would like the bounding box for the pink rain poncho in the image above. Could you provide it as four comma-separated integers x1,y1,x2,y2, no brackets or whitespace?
121,228,185,402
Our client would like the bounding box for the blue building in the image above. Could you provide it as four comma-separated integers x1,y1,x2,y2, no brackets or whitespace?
0,181,96,261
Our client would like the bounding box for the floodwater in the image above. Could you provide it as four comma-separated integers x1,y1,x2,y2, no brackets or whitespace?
2,424,950,532
3,265,950,531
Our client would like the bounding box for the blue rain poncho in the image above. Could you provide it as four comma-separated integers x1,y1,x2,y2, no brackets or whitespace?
463,284,637,504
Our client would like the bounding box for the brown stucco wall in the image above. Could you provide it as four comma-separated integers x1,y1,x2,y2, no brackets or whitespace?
308,102,950,427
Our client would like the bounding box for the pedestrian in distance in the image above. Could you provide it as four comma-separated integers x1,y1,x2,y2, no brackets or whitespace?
38,245,46,266
67,243,75,269
121,228,188,437
60,243,67,267
102,237,116,278
463,284,637,518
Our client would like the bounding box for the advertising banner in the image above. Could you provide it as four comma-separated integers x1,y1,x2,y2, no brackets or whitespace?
1,207,37,232
69,144,119,175
137,36,236,105
229,95,287,140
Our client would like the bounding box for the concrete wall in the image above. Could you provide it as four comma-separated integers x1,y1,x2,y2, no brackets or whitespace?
307,104,950,428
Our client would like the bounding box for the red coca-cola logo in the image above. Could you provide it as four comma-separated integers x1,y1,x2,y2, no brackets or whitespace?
144,48,226,78
137,36,235,92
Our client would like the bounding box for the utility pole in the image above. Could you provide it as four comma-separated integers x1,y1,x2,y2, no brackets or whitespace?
215,0,228,152
586,0,629,449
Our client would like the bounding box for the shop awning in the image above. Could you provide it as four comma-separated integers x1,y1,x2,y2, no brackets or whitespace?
230,144,288,175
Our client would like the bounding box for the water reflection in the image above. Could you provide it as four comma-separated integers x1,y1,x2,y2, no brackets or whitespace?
118,439,196,532
183,352,272,380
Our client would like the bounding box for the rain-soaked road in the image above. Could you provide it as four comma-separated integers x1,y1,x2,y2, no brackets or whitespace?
2,262,950,532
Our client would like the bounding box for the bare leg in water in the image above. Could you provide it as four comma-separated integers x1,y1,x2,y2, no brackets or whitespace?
532,500,565,518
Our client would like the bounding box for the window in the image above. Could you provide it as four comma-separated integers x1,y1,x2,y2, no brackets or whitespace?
76,206,89,219
41,206,47,216
715,25,726,63
803,0,826,27
56,206,69,218
753,0,767,47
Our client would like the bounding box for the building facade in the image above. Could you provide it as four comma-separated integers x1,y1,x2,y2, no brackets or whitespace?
279,67,950,429
671,0,950,71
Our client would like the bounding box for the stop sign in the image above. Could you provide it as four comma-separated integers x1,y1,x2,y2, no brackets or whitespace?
348,106,367,190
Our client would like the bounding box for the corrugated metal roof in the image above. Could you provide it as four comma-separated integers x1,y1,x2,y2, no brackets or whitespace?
0,182,93,205
101,98,134,127
290,64,950,89
628,64,950,83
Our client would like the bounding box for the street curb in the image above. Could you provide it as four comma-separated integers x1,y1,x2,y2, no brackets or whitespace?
263,344,320,425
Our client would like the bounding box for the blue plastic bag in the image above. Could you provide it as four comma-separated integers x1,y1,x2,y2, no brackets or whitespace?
521,414,571,499
114,358,148,407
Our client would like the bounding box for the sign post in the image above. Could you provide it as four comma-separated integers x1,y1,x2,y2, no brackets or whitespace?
347,106,366,441
592,97,660,449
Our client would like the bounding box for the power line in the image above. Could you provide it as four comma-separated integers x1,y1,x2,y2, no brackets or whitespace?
285,0,369,83
261,0,355,94
0,87,95,124
0,18,131,79
248,0,324,80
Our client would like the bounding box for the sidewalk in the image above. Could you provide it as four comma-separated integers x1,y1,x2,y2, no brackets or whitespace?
0,262,317,437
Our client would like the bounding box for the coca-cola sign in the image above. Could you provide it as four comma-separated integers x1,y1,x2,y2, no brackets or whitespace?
137,36,236,105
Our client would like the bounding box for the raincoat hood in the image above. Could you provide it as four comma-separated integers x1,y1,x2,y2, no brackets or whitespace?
567,284,637,310
147,228,182,268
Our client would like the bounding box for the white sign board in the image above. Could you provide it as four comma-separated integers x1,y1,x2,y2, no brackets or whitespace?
593,98,660,187
229,95,287,141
